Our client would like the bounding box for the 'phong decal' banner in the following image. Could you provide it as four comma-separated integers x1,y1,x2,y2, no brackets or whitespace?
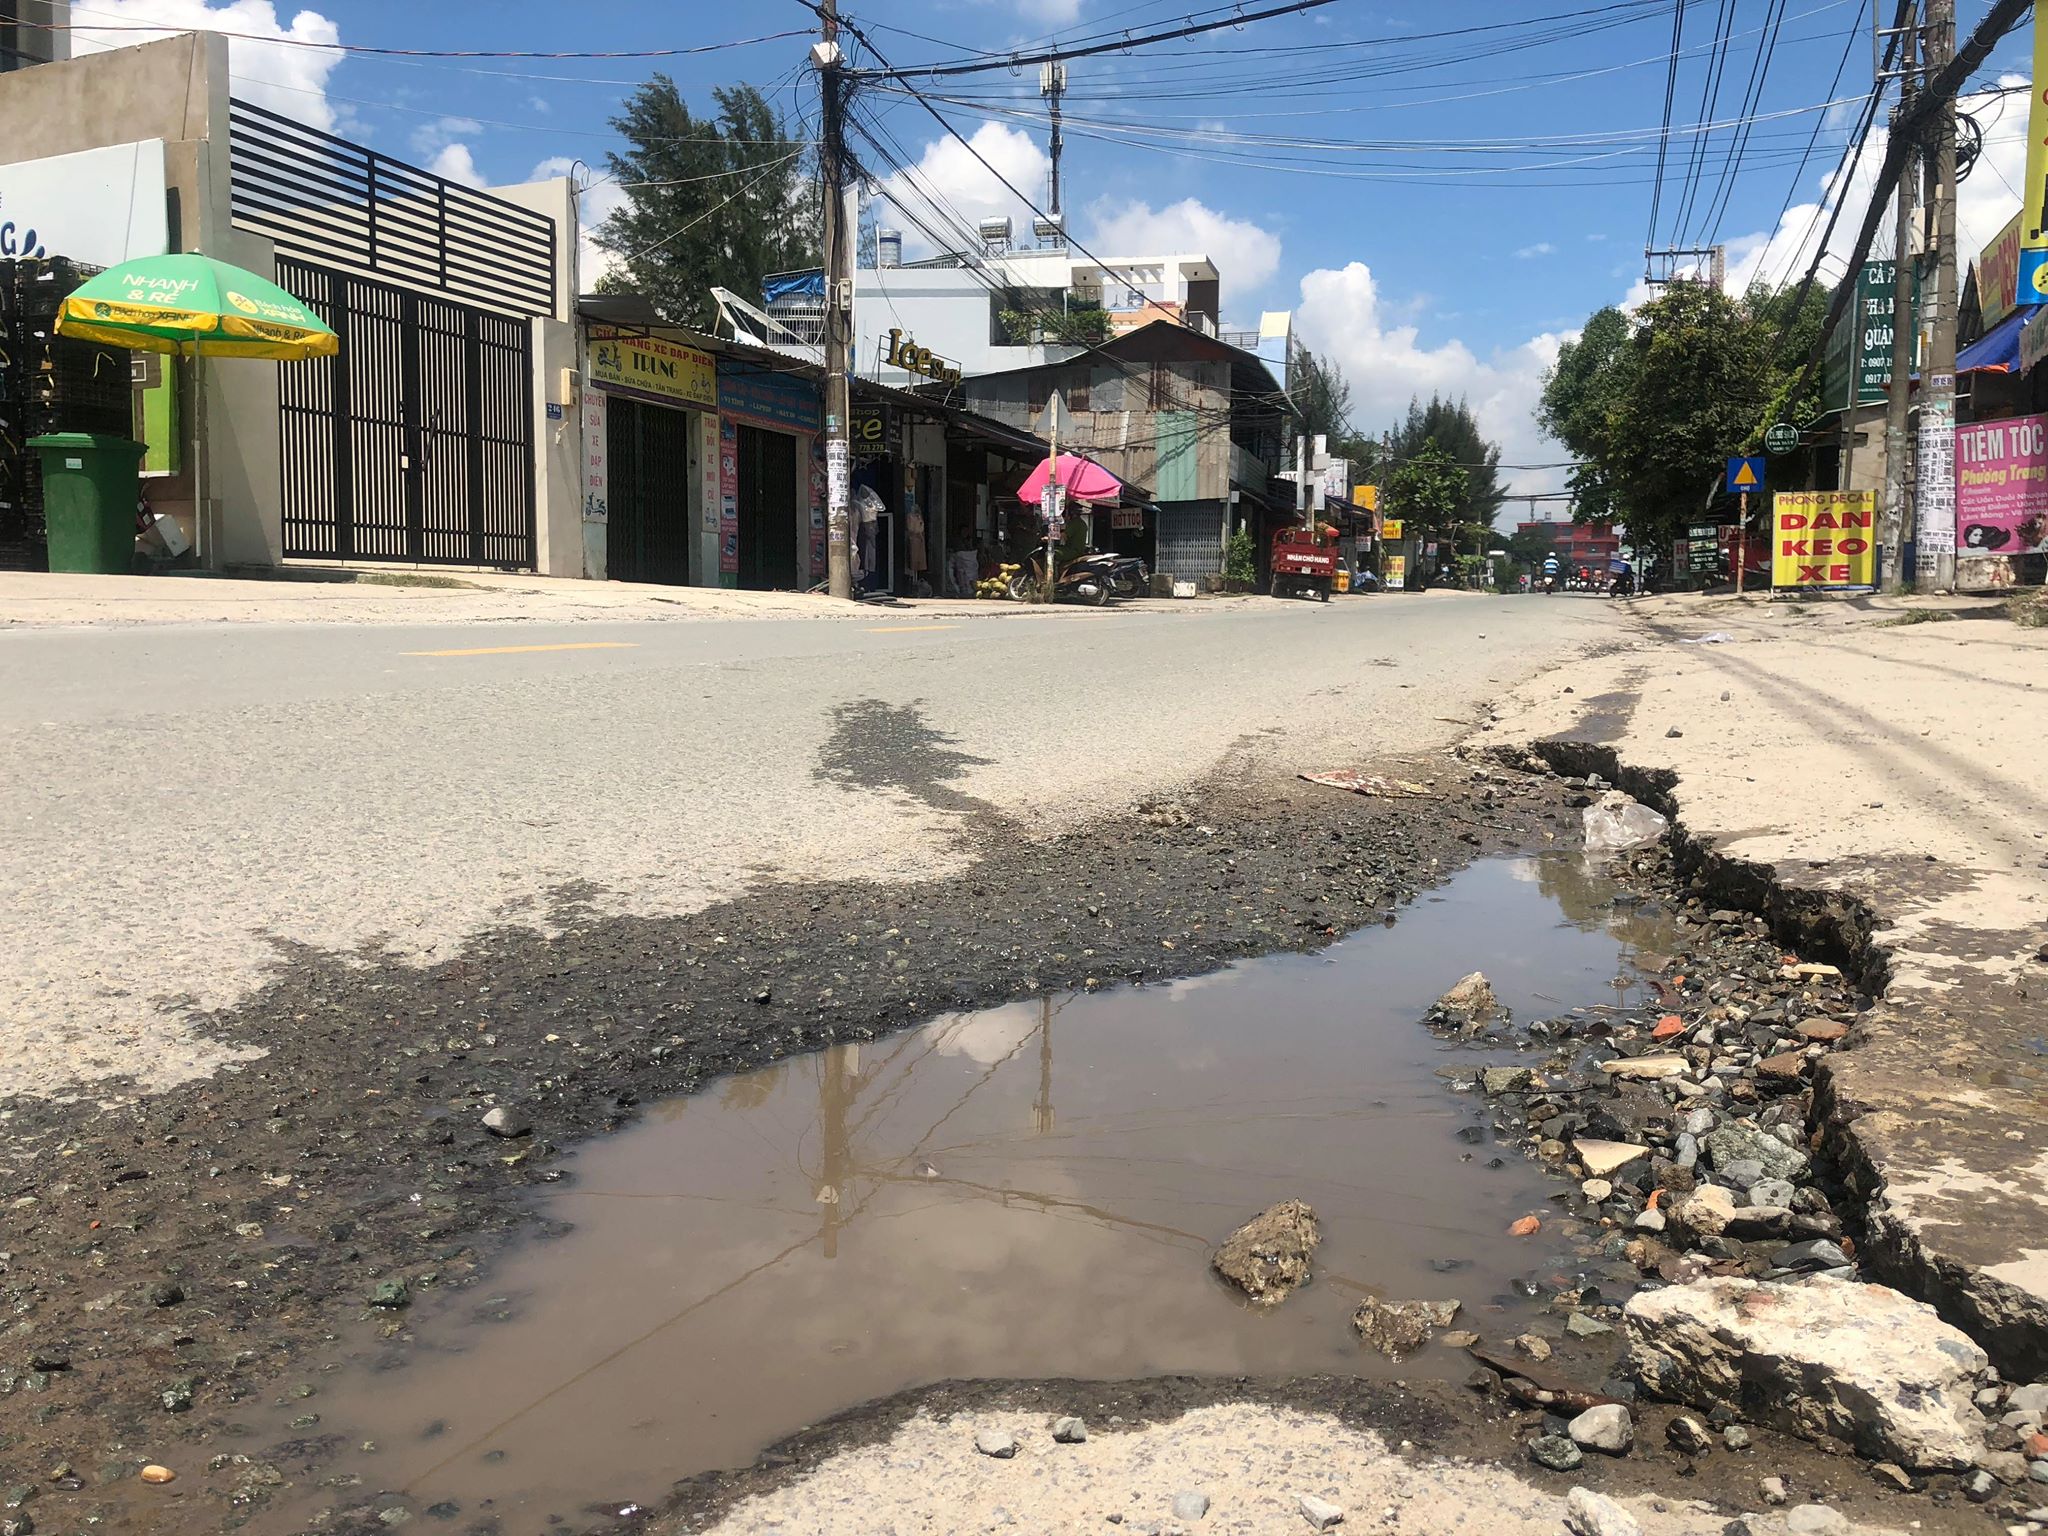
1772,490,1875,590
2020,10,2048,309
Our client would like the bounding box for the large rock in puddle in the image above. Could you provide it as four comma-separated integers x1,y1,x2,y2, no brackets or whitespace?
1211,1199,1319,1306
1623,1273,1987,1469
1352,1296,1460,1359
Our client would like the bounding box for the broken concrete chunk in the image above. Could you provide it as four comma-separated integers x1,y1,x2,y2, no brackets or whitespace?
1563,1486,1642,1536
1702,1120,1810,1183
1434,972,1497,1022
1352,1297,1460,1360
1624,1274,1989,1470
1211,1200,1319,1307
974,1428,1018,1459
1298,1493,1345,1529
1567,1404,1635,1454
1574,1139,1651,1178
1598,1055,1690,1081
1672,1184,1739,1239
1481,1066,1535,1096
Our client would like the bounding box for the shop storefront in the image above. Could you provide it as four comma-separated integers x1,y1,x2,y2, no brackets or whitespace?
584,325,716,586
716,361,821,591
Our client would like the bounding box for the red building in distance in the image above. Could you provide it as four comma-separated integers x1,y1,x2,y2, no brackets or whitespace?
1518,518,1622,573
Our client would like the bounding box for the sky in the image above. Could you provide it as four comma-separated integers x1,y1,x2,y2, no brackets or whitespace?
62,0,2033,509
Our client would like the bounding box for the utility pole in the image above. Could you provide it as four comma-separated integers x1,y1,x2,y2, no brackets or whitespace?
814,2,854,601
1040,62,1067,225
1918,0,1959,592
1881,10,1917,590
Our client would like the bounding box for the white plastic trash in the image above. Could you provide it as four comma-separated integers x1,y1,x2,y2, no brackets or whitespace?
1583,790,1669,853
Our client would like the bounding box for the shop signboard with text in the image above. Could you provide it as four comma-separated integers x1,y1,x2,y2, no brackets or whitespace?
717,367,820,433
1821,259,1918,410
588,327,716,410
1383,554,1406,591
1771,491,1875,589
1955,412,2048,555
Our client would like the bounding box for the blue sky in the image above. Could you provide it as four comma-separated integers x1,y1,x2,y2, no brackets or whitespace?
71,0,2026,493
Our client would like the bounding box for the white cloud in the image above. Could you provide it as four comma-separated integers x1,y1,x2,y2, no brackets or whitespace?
531,154,623,291
70,0,343,132
410,116,487,187
1514,242,1556,260
411,117,482,156
1705,82,2027,297
878,121,1049,260
1295,261,1570,506
426,143,485,190
1083,195,1282,294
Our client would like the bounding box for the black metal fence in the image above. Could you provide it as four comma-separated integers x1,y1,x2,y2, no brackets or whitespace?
278,258,533,566
229,98,556,321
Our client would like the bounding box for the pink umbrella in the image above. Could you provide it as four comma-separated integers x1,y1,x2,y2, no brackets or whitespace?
1016,453,1123,506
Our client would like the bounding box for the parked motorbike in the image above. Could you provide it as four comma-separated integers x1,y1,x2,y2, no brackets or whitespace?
1006,553,1112,605
1063,550,1149,600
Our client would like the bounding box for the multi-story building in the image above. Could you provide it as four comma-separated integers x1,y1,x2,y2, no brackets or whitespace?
1519,517,1622,572
729,228,1227,394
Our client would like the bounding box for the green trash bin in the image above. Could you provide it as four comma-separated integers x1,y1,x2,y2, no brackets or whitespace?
30,433,146,574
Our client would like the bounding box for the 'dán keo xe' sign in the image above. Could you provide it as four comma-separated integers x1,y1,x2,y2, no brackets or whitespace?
883,329,962,386
1771,490,1876,590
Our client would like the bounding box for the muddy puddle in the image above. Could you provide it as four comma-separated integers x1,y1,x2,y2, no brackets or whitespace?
235,855,1680,1529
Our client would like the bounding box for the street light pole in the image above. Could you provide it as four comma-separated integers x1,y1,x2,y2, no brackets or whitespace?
815,2,855,601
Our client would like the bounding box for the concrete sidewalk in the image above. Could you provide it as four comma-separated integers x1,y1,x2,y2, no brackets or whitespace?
0,568,1192,628
0,570,1484,630
1497,590,2048,1375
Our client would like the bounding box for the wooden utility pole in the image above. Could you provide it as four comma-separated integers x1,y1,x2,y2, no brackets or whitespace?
815,1,855,600
1917,0,1959,591
1881,12,1917,590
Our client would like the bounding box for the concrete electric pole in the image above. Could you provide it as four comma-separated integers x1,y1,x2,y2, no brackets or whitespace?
814,2,855,601
1881,11,1917,590
1918,0,1959,592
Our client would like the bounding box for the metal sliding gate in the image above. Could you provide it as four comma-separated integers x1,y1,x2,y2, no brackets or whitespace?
231,97,555,569
276,258,533,566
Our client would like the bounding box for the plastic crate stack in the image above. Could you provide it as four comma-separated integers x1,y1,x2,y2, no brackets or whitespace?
0,257,131,569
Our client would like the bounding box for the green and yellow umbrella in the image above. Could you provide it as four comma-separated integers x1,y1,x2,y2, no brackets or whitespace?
55,253,337,359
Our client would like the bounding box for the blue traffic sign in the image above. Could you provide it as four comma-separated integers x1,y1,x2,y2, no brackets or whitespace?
1726,456,1765,494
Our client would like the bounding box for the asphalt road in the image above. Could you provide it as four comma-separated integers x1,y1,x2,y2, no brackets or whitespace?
0,593,1614,1100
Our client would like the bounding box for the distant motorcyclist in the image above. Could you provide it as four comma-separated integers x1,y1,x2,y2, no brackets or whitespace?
1541,552,1560,593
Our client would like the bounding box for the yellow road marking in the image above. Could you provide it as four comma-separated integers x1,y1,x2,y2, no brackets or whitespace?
401,641,640,657
866,624,961,634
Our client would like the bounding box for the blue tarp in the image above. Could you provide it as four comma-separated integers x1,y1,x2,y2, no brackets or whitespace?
1956,308,2028,375
762,270,824,304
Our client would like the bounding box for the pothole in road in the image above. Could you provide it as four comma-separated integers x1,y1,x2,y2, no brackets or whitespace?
236,855,1682,1529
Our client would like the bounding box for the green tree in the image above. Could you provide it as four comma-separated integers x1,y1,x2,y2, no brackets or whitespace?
1386,438,1467,539
1537,305,1634,526
596,79,818,326
1388,394,1501,533
1504,522,1558,571
1538,281,1825,554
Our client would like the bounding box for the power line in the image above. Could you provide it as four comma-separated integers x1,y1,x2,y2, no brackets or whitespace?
842,0,1345,80
1753,0,1867,289
1697,0,1791,249
1669,0,1737,247
1646,0,1689,252
51,14,814,59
